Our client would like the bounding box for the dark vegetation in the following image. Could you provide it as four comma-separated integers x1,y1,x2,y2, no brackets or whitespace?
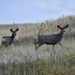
0,54,75,75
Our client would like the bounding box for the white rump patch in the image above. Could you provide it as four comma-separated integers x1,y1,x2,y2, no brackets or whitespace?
1,38,6,42
34,36,38,42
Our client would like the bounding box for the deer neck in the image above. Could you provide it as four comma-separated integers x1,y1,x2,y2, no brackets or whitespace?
11,34,15,40
58,31,64,38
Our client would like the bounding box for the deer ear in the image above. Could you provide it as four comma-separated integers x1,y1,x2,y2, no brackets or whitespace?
57,25,62,29
15,28,19,31
10,29,13,32
64,25,69,29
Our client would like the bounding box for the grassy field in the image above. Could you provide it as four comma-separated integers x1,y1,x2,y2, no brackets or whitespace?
0,16,75,75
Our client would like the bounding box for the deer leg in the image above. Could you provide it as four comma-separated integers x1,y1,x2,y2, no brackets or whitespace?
34,41,38,50
2,42,7,47
51,45,56,61
58,42,62,47
52,45,55,50
35,43,42,50
2,42,4,46
35,44,37,50
52,45,55,56
34,43,39,50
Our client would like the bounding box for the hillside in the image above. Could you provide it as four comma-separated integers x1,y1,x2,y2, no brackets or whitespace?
0,16,75,75
0,16,75,63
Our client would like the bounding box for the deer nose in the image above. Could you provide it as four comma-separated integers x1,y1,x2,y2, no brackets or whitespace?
14,33,16,35
63,30,65,32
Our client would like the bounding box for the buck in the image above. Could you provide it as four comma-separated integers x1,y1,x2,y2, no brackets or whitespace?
1,28,19,46
34,25,69,50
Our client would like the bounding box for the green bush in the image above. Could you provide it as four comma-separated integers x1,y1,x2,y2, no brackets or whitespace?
14,36,34,46
0,54,75,75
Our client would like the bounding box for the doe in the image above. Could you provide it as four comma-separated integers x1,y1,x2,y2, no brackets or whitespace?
34,25,69,50
1,28,19,46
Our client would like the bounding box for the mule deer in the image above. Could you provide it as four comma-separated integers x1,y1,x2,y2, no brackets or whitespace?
34,25,69,50
1,28,19,46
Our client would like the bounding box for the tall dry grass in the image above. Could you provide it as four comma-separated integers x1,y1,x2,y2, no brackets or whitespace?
0,16,75,63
